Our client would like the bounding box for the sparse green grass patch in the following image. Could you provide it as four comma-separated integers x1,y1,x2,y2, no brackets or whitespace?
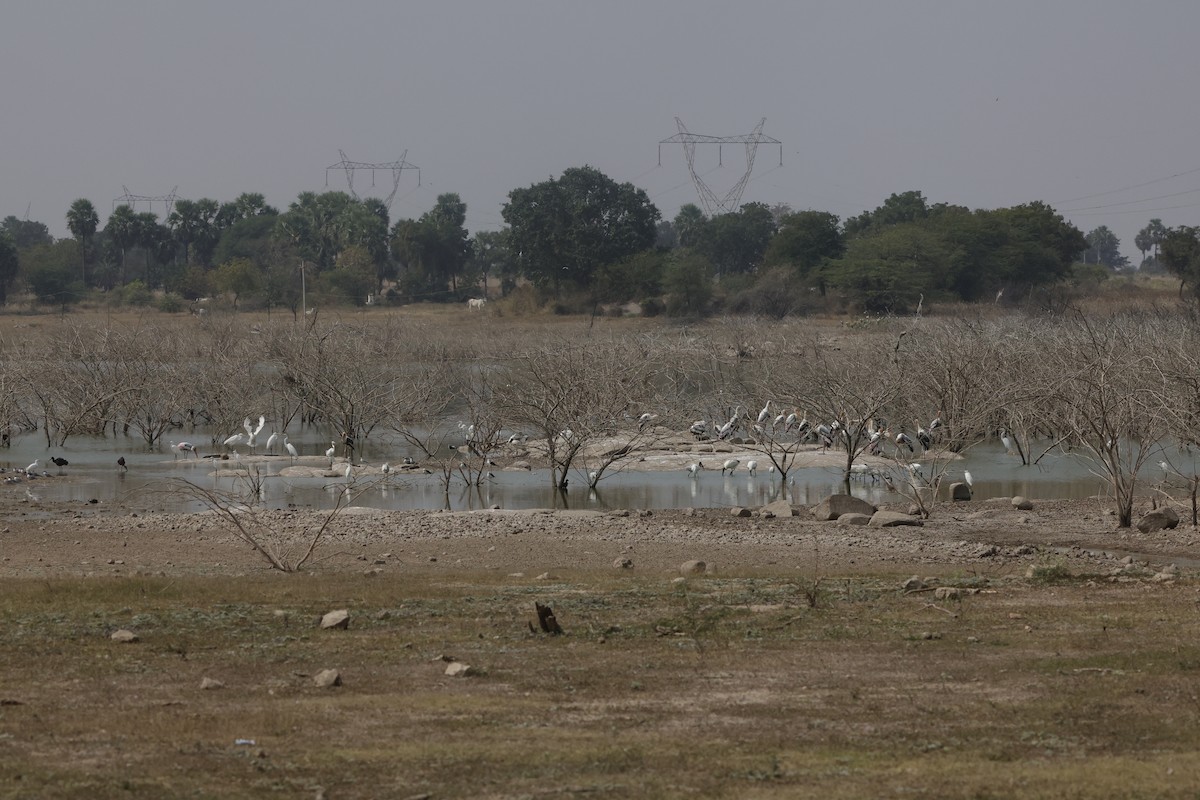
1,571,1199,797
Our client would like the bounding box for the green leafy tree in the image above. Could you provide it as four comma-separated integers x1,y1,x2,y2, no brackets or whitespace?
104,205,138,285
211,257,262,309
66,199,99,284
663,249,713,316
673,204,707,248
216,192,277,229
167,198,221,267
991,201,1086,287
467,229,512,296
764,210,844,277
695,202,775,276
318,245,376,306
1159,226,1200,299
0,234,17,305
0,216,52,249
212,213,278,269
503,165,660,292
22,240,84,308
827,223,951,313
844,190,929,238
1083,225,1129,269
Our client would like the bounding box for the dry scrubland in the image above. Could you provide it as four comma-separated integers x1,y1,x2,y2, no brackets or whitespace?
2,293,1200,798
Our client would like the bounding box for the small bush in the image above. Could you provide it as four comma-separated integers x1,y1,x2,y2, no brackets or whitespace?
156,292,186,313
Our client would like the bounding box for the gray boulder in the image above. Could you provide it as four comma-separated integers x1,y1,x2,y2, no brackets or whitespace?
869,511,924,528
1137,507,1180,533
320,609,350,630
836,512,872,526
1012,496,1034,511
680,560,707,576
950,482,972,501
761,499,797,517
812,494,876,521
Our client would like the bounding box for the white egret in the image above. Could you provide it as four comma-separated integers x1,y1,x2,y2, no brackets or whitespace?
243,415,266,451
24,459,38,474
284,436,298,460
265,432,280,453
382,462,391,476
1000,429,1015,455
747,460,758,476
223,432,247,449
344,463,353,479
757,401,771,425
325,441,336,461
964,470,974,488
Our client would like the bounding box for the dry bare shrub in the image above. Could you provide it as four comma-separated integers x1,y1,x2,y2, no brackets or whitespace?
12,324,134,446
495,334,665,490
1035,311,1173,527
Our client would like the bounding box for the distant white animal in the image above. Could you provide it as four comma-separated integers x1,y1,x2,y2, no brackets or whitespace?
746,460,758,476
467,298,487,310
325,441,336,461
964,470,974,488
344,463,353,479
382,462,391,476
223,432,247,449
265,432,280,453
24,459,38,474
284,437,298,459
721,458,739,475
686,461,703,478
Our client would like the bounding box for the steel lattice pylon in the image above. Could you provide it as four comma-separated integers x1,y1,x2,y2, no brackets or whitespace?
659,118,782,215
112,185,178,218
325,150,420,210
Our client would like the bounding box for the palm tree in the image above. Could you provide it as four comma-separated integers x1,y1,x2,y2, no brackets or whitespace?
66,199,99,285
105,205,137,286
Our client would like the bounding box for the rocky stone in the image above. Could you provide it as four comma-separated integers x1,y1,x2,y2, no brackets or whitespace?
613,557,633,569
313,669,342,688
110,629,138,643
536,572,557,580
869,511,924,528
200,677,225,690
974,545,999,558
950,482,973,501
812,494,876,521
730,507,752,518
1012,496,1034,511
680,559,707,576
320,609,350,630
1137,507,1180,533
933,587,963,600
901,575,925,591
444,662,474,677
761,499,797,518
836,512,872,526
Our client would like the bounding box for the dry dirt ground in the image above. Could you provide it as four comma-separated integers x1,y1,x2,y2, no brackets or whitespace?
0,487,1195,581
3,482,1200,799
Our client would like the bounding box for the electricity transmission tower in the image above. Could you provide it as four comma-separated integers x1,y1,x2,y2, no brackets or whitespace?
113,185,179,218
325,150,420,211
659,118,782,216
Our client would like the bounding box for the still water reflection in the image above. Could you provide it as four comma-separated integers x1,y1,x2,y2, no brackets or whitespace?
6,429,1194,514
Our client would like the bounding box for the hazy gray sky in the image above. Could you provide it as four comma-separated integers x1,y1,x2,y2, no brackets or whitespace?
4,1,1198,262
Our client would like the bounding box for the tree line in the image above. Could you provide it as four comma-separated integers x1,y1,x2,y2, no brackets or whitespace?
0,167,1194,315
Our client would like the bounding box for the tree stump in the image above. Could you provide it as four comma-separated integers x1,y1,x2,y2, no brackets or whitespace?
534,602,563,635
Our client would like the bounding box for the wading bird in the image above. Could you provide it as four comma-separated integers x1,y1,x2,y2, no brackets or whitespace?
24,459,38,474
172,441,198,459
265,431,280,454
50,456,69,469
721,458,740,475
746,460,758,476
284,436,298,460
117,456,127,472
244,416,266,452
686,461,703,478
